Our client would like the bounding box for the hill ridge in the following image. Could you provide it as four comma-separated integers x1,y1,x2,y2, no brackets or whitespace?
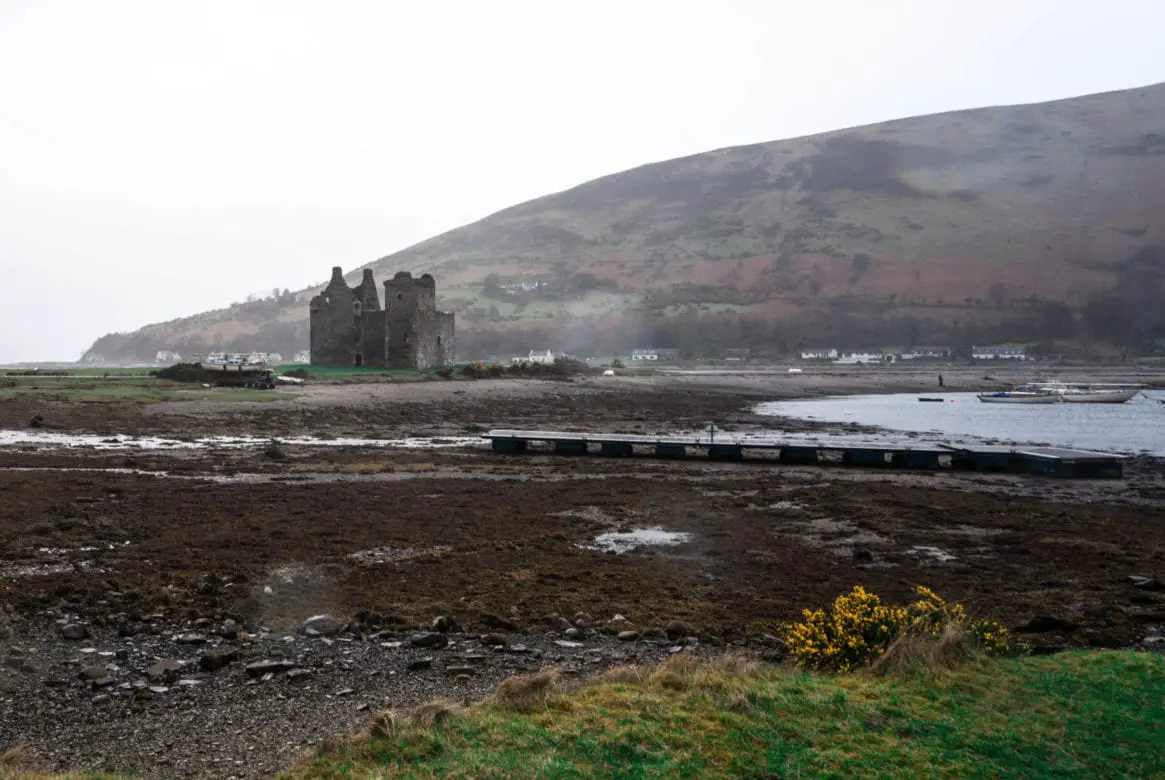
84,81,1165,362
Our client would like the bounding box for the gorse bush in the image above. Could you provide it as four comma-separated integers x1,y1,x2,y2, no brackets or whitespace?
784,585,1011,671
458,361,504,379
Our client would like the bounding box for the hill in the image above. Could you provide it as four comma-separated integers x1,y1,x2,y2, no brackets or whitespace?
84,82,1165,362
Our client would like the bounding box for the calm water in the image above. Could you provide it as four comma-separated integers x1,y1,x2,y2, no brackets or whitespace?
756,392,1165,456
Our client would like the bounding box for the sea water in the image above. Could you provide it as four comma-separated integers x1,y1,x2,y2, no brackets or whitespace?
755,392,1165,456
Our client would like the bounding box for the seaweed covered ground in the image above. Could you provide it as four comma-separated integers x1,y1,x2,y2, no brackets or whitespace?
1,369,1162,777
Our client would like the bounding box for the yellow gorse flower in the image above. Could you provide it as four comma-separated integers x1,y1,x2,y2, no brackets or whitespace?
783,586,1013,671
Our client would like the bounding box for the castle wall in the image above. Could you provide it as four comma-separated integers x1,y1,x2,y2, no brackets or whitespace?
309,267,360,367
412,310,455,369
359,310,387,367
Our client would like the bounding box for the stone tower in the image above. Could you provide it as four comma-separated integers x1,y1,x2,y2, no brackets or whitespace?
382,272,455,370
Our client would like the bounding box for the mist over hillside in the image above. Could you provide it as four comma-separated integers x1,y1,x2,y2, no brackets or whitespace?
85,82,1165,362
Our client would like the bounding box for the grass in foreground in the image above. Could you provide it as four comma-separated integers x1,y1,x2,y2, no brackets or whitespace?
291,650,1165,779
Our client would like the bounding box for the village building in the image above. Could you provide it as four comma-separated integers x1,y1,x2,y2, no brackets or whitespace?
799,348,839,360
899,346,952,360
630,348,680,361
835,351,891,365
309,267,455,369
512,350,556,365
972,345,1028,360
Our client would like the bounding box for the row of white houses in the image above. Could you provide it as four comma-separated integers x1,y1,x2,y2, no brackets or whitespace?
799,345,1029,363
154,350,308,365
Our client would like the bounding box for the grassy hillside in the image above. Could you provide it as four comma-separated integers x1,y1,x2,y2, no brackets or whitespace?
288,651,1164,779
10,652,1161,778
85,82,1165,361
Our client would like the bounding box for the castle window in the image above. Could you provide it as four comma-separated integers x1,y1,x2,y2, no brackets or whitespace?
397,293,403,300
437,336,442,346
354,301,362,315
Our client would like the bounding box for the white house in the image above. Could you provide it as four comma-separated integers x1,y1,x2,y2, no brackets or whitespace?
835,351,889,365
800,348,838,360
900,346,952,360
512,350,556,365
293,351,311,364
154,350,182,364
630,348,680,361
972,345,1028,360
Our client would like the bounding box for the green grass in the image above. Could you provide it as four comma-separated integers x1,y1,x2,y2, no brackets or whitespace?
274,364,427,377
0,383,292,404
290,651,1165,779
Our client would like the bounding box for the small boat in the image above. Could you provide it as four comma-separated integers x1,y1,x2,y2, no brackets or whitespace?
1058,388,1141,404
1024,381,1145,404
198,352,269,374
976,391,1060,404
918,397,945,403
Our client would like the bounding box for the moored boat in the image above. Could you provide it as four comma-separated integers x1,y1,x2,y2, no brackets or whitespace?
1024,381,1145,404
198,352,269,374
1057,388,1141,404
976,391,1060,404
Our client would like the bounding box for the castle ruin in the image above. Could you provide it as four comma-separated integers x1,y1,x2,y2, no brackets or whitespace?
309,267,455,369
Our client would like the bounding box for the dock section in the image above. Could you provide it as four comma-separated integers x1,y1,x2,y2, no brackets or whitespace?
482,430,1124,479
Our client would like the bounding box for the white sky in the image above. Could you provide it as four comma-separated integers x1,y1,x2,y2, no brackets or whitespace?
1,0,1163,362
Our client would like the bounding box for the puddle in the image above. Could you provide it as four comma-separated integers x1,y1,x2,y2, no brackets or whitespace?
932,524,1008,538
347,546,450,565
0,430,483,452
699,489,760,498
589,527,692,554
908,545,957,562
0,541,130,579
783,516,890,557
0,466,511,485
553,506,614,523
0,561,105,578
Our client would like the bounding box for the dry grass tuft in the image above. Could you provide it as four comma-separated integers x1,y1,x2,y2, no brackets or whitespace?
0,746,62,780
647,651,702,690
488,667,561,712
1,746,41,771
598,653,768,694
705,653,763,678
870,623,976,677
407,699,464,728
595,664,647,685
351,700,461,747
365,709,399,740
689,653,764,691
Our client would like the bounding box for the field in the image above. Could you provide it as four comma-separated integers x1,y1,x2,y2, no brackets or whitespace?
0,366,1162,777
0,374,293,404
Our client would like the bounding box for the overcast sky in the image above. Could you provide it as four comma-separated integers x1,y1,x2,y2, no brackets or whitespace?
1,0,1163,362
